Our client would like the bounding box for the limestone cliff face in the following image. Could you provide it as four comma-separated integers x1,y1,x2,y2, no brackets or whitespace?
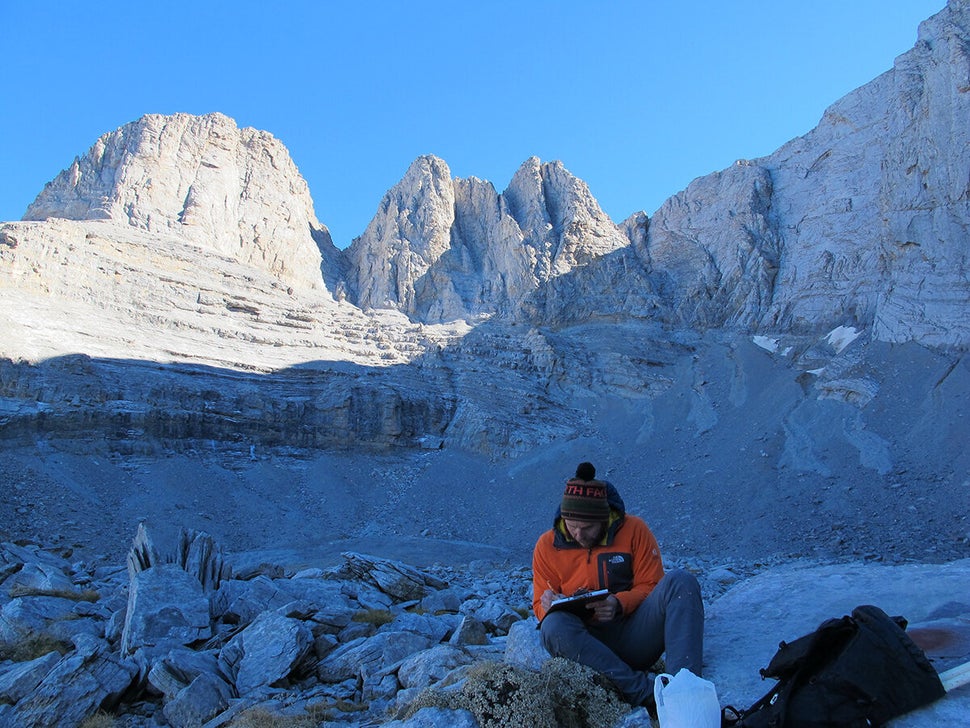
750,1,970,347
345,156,460,316
641,163,781,330
24,113,334,292
869,0,970,347
13,4,970,343
346,155,629,323
624,0,970,346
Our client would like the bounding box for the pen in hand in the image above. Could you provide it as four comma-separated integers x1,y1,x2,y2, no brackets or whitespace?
541,580,564,612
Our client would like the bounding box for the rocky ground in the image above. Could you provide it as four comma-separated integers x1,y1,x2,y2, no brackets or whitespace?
1,441,969,728
2,325,969,728
2,407,967,580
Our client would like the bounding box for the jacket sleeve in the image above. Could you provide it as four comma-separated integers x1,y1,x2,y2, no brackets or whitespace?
613,517,664,617
531,531,559,621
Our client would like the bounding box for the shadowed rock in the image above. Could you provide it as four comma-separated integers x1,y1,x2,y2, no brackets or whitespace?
9,633,137,728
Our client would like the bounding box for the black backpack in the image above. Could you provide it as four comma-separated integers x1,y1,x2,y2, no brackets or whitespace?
722,604,946,727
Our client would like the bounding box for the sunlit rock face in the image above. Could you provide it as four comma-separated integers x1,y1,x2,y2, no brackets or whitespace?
747,11,970,350
528,0,969,346
345,155,629,323
24,112,335,292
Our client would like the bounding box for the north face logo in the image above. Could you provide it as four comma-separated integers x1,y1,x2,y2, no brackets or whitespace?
609,555,626,564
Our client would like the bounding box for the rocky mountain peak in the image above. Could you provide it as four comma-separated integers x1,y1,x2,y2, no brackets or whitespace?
345,155,458,314
346,154,630,323
504,156,629,280
532,0,969,344
24,112,333,292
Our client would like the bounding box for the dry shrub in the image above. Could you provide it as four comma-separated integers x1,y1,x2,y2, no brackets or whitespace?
403,658,632,728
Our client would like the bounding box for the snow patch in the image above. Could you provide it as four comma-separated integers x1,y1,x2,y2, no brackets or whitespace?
752,335,779,353
825,326,861,353
753,336,793,357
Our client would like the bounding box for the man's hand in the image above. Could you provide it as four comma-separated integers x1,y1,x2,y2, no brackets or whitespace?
586,594,621,622
540,588,565,612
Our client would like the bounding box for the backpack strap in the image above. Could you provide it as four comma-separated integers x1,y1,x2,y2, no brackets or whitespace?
720,705,743,726
719,678,790,727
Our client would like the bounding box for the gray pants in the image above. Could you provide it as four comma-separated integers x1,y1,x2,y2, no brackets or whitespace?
539,569,704,706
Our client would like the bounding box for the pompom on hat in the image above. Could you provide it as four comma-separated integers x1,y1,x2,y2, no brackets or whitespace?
561,461,609,521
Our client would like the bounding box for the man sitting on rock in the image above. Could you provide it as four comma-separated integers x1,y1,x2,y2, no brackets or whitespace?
532,462,704,709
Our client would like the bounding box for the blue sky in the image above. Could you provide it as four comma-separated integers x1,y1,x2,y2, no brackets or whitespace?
0,1,946,248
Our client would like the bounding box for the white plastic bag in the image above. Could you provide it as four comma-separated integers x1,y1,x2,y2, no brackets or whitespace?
653,668,720,728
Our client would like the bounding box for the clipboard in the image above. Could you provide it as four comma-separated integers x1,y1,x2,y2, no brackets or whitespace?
546,588,611,617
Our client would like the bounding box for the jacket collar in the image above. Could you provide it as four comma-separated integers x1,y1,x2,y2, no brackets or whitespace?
553,508,625,549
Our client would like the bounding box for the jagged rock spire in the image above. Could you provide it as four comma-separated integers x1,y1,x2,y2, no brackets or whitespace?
346,155,629,323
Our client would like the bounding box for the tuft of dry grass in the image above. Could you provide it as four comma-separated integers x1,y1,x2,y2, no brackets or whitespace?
7,584,100,602
227,704,330,727
79,711,117,728
0,632,73,662
351,608,395,627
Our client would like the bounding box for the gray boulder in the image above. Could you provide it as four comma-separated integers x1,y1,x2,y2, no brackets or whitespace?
459,597,522,635
504,618,549,672
419,588,464,614
340,552,448,601
318,631,434,684
212,574,289,624
0,595,82,644
381,611,456,643
218,611,313,695
2,561,77,595
161,671,235,728
0,650,60,704
146,646,224,698
397,644,473,691
121,563,211,655
448,615,489,647
273,578,358,627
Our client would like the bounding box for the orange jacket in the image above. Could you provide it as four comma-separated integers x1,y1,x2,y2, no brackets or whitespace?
532,513,664,621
